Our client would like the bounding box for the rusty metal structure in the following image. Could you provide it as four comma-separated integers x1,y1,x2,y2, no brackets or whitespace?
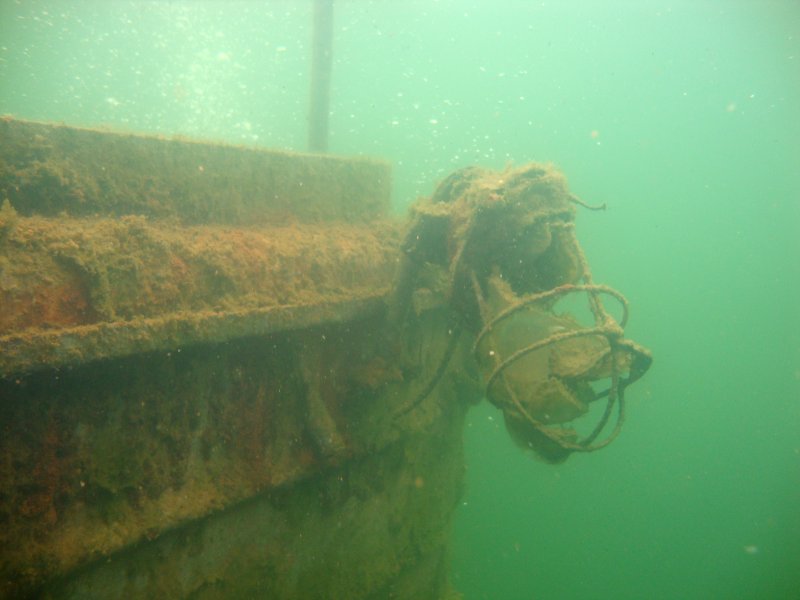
0,117,650,598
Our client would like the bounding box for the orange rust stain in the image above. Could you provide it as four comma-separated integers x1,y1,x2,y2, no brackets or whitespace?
0,282,92,332
229,384,277,487
169,255,190,279
19,417,73,526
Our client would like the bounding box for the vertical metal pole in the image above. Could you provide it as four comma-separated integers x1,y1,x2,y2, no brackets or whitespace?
308,0,334,153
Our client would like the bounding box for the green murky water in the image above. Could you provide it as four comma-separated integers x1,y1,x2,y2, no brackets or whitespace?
2,1,798,598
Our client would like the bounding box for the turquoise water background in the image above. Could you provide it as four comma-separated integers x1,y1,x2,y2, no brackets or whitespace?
1,1,798,598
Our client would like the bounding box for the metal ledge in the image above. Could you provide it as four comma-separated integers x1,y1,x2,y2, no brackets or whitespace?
0,294,387,377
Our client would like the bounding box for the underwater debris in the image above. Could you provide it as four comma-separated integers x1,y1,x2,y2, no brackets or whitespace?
0,118,650,597
394,163,652,463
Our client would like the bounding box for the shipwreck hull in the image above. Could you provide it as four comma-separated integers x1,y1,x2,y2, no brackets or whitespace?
0,119,473,598
0,117,651,599
2,324,469,599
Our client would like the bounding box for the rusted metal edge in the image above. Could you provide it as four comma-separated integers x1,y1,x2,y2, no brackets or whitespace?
0,293,387,378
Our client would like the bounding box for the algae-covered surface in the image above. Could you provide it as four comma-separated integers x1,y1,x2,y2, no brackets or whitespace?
0,118,391,225
0,209,400,374
0,212,399,330
0,118,400,376
0,309,477,598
